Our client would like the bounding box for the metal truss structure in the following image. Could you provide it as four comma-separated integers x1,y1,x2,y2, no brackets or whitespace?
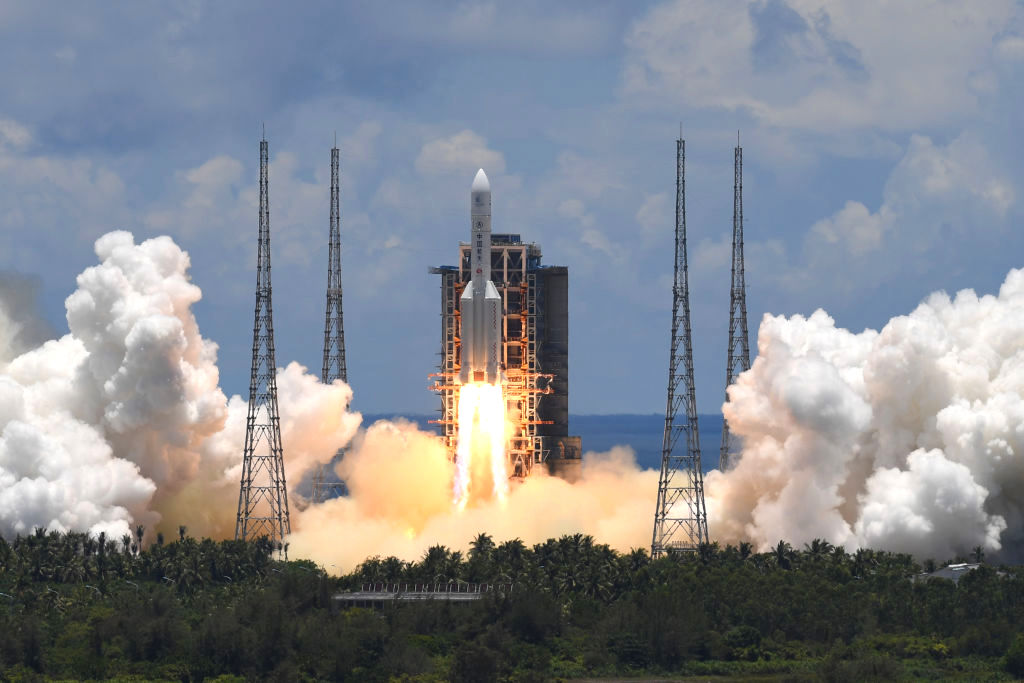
313,141,349,503
652,134,708,557
719,135,751,472
235,135,291,546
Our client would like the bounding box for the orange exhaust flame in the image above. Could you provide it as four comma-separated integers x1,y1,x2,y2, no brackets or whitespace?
453,383,507,510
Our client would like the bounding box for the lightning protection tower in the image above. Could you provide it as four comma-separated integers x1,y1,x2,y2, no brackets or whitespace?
719,134,751,472
235,134,291,545
313,140,349,503
651,132,708,557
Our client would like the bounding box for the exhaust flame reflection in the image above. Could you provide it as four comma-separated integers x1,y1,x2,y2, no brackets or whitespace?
453,383,508,510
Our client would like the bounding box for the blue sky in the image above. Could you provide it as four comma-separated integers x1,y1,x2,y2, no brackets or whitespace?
1,0,1022,414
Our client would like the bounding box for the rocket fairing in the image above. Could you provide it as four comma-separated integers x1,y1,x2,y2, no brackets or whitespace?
459,169,503,385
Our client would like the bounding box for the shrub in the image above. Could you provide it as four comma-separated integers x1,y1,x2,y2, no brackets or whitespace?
451,642,499,683
725,624,763,660
1004,633,1024,678
820,652,901,682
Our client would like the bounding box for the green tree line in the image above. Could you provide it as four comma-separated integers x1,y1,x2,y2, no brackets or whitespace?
1,529,1023,681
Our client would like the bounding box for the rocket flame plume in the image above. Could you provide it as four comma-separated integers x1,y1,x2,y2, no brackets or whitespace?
453,382,508,510
453,387,474,508
488,388,509,502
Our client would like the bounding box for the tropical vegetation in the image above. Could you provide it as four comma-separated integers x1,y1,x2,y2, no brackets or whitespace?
1,529,1022,680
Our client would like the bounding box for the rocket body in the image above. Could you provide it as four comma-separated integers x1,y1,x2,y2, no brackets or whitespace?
459,169,502,384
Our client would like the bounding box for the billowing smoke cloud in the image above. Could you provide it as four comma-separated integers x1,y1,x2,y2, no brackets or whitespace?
708,269,1024,561
10,230,1024,568
0,230,656,565
0,232,359,541
288,432,657,571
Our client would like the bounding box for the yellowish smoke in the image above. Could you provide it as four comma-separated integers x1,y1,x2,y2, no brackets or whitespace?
286,417,658,572
453,382,508,510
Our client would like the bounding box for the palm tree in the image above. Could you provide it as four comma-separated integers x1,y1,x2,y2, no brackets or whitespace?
175,552,204,593
852,548,874,578
494,538,528,576
774,540,794,570
443,551,465,584
697,542,720,565
135,525,145,554
178,526,187,543
804,538,834,562
738,541,753,562
0,536,11,572
381,556,406,583
582,546,618,600
469,533,495,561
626,547,649,572
96,531,108,582
971,546,985,563
468,532,493,561
467,533,495,582
418,545,452,584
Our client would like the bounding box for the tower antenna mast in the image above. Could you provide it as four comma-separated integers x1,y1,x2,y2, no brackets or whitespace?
313,138,349,503
652,131,708,557
719,133,751,472
235,133,291,546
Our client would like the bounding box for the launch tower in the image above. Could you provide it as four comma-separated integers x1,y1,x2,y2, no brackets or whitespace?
235,134,291,545
719,135,750,472
432,232,580,480
313,141,349,503
651,134,708,557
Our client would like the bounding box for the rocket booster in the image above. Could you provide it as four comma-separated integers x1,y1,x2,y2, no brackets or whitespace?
459,169,502,385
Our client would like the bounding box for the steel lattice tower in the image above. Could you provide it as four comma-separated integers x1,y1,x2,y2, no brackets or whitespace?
313,141,349,503
235,135,291,544
719,135,750,472
652,134,708,557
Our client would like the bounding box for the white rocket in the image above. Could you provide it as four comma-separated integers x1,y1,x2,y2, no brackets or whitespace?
459,169,503,385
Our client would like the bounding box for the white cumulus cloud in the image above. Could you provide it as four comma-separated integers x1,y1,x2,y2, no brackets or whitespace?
415,130,506,176
623,0,1021,131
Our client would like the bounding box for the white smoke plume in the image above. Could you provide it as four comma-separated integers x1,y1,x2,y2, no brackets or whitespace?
0,232,359,541
10,230,1024,568
708,269,1024,561
0,230,656,566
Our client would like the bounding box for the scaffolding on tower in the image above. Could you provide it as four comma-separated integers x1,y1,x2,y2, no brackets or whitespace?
235,133,291,547
719,133,751,472
431,237,563,479
651,132,708,557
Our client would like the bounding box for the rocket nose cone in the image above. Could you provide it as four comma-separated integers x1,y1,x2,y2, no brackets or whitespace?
472,168,490,193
